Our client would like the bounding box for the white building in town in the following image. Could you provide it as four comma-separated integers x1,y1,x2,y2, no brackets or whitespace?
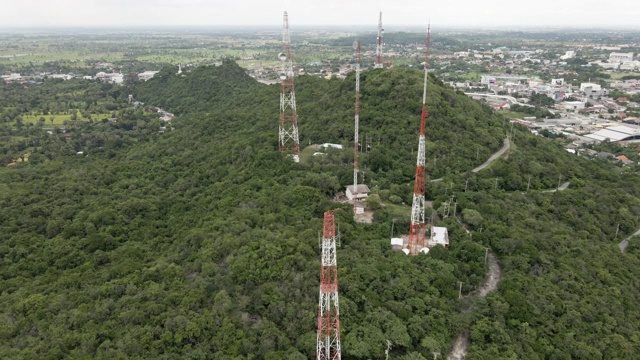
609,52,634,63
138,71,160,81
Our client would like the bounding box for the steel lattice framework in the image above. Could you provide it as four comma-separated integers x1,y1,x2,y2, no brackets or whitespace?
374,12,384,69
278,11,300,162
353,40,361,216
317,211,341,360
408,25,432,255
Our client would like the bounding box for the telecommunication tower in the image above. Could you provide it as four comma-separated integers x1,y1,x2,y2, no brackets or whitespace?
317,211,342,360
353,40,361,216
278,11,301,162
374,12,384,69
408,24,432,255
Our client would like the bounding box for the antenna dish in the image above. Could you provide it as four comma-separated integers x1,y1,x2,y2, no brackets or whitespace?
279,73,287,80
402,249,410,255
278,52,287,61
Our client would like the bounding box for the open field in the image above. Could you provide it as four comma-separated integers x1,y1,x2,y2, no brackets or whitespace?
15,112,113,125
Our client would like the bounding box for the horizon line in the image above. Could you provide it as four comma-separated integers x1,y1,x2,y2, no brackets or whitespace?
1,24,640,31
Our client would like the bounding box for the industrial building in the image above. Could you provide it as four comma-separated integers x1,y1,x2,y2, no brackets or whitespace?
609,52,634,62
585,125,640,143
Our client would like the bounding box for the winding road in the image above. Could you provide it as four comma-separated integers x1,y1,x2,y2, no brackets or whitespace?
447,253,502,360
471,138,511,173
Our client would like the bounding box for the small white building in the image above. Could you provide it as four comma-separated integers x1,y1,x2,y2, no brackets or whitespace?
430,227,450,247
138,71,160,81
609,52,634,63
95,72,124,84
580,83,601,92
563,101,586,110
345,184,370,201
560,51,575,60
390,238,403,251
321,143,343,150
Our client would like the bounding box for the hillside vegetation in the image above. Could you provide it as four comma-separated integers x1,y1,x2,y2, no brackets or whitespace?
0,61,639,359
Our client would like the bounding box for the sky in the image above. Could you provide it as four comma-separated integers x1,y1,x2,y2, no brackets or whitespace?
3,0,640,28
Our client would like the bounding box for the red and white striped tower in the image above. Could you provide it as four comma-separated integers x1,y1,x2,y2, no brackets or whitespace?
408,24,432,255
353,40,361,216
278,11,301,162
317,211,341,360
374,12,384,69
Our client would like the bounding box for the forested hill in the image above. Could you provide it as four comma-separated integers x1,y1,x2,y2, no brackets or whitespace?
0,61,639,359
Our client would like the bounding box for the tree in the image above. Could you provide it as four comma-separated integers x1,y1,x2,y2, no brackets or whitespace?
462,208,483,228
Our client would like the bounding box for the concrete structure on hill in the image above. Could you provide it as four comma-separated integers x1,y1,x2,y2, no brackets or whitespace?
430,227,450,247
345,184,370,201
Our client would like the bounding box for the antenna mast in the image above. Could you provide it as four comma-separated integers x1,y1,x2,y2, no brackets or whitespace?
353,40,361,217
408,24,431,255
374,12,384,69
317,211,342,360
278,11,301,162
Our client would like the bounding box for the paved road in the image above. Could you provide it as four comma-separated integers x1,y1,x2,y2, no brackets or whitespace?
471,138,510,173
619,228,640,252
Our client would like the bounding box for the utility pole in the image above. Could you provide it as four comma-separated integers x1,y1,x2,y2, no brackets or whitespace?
458,281,463,300
316,211,341,360
485,247,489,264
557,175,562,190
408,24,431,255
453,196,458,218
391,218,397,238
494,177,499,191
615,223,620,239
527,175,531,192
278,12,300,162
465,179,469,192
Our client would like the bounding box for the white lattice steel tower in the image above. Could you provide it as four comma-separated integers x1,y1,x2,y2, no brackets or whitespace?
408,24,431,255
278,11,300,162
374,12,384,69
353,40,361,216
317,211,341,360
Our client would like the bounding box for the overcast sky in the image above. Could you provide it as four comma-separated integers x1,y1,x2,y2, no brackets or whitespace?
3,0,639,28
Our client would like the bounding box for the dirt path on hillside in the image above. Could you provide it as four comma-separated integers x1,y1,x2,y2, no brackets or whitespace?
447,253,502,360
619,227,640,252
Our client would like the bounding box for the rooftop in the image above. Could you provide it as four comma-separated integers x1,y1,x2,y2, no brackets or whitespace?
345,184,370,194
585,125,640,142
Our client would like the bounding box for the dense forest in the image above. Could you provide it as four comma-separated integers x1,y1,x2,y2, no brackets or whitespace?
1,60,639,359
